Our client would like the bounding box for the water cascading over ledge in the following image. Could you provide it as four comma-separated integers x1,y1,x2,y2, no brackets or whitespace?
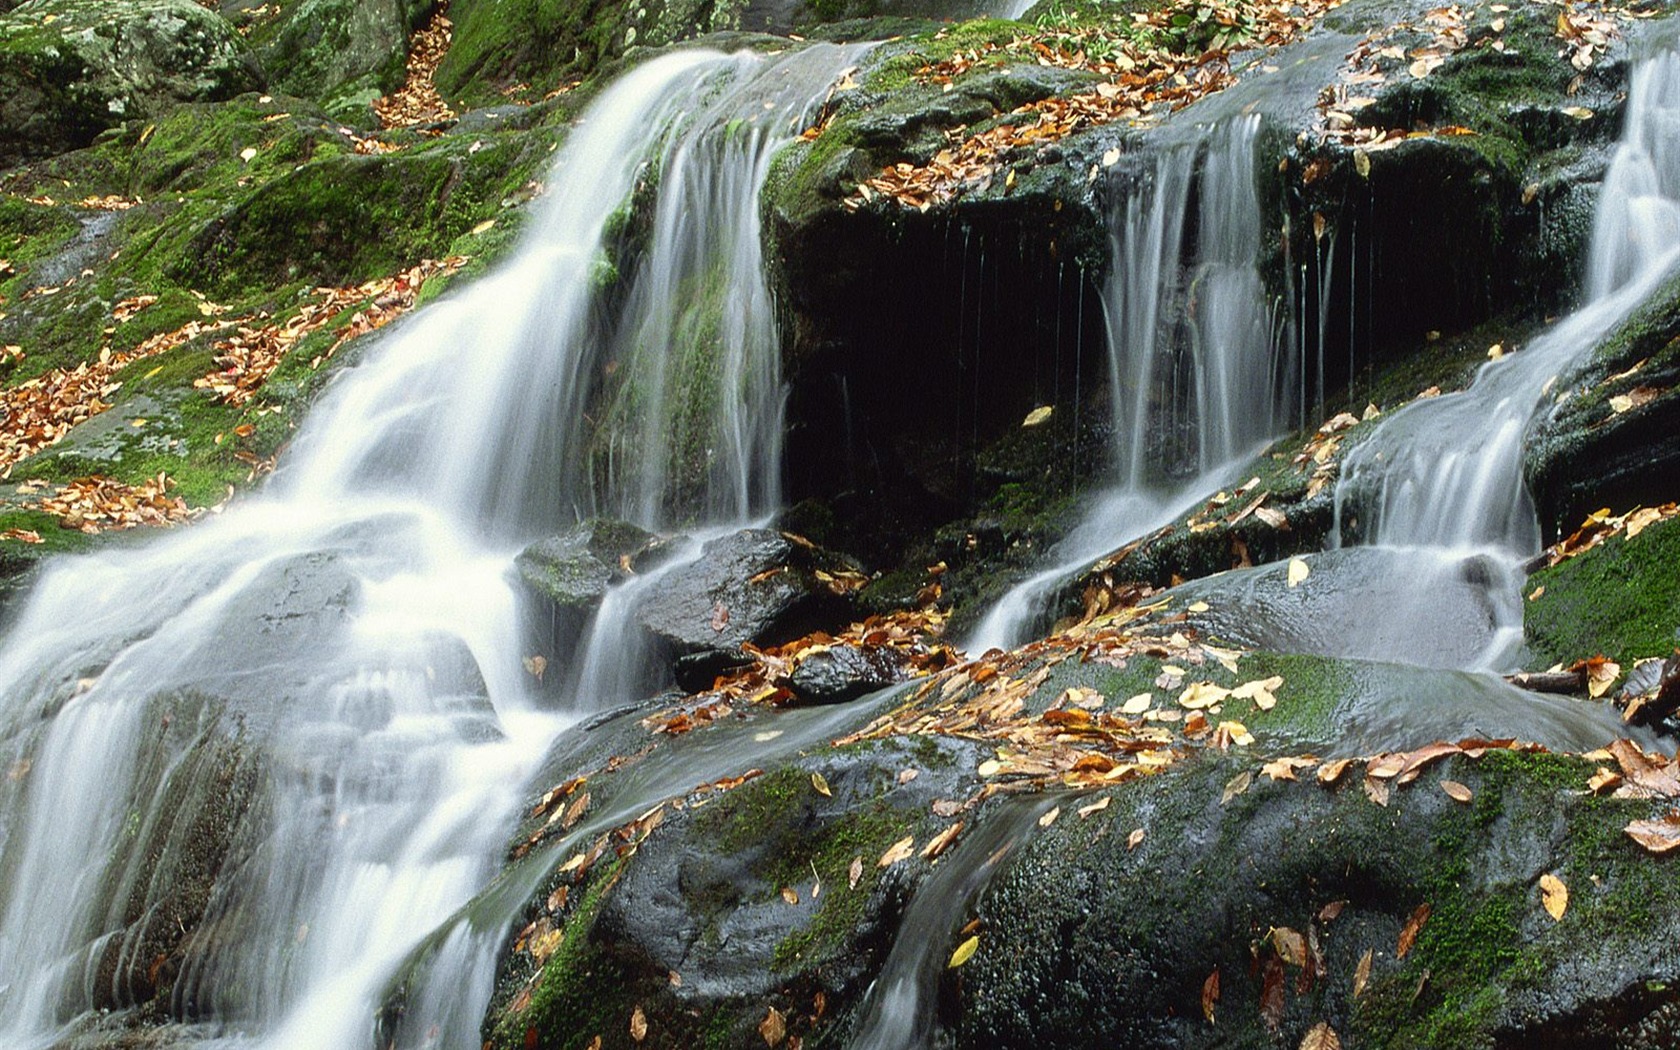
967,115,1299,653
0,43,863,1050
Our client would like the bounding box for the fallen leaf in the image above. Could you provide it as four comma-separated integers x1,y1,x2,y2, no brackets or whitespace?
1300,1022,1342,1050
1626,811,1680,853
1318,758,1352,785
1287,558,1311,588
1202,968,1219,1022
1038,806,1061,828
1397,902,1430,958
923,821,964,859
1022,405,1054,427
1271,926,1307,966
1127,827,1145,849
759,1006,786,1046
1260,955,1286,1030
812,772,832,797
949,935,980,968
1078,797,1112,819
1180,681,1232,709
1440,780,1473,803
1539,873,1567,920
849,855,864,888
1121,692,1153,715
1353,947,1373,997
878,836,915,868
1318,900,1346,922
1363,776,1390,807
1221,770,1253,804
630,1005,648,1042
781,886,799,905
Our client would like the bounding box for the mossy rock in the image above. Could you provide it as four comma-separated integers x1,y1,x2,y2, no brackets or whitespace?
1524,514,1680,672
244,0,433,118
0,0,262,168
961,749,1680,1049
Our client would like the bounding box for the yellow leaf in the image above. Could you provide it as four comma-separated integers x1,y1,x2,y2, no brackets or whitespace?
1179,681,1231,709
1022,405,1053,427
1127,827,1145,849
1286,558,1310,588
1540,873,1567,920
878,835,915,868
630,1005,648,1042
471,218,498,236
1221,770,1252,804
1077,796,1111,818
1038,806,1061,828
949,934,980,968
781,886,799,905
1121,692,1153,715
812,771,832,797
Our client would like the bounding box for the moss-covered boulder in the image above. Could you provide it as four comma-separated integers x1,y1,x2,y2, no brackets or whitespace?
243,0,433,117
0,0,262,168
1525,514,1680,672
962,749,1680,1049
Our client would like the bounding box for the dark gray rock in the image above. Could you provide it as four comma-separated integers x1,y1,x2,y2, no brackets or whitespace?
629,528,859,691
786,643,911,704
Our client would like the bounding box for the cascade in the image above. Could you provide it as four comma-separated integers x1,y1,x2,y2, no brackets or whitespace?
1317,48,1680,670
968,116,1290,652
0,43,861,1050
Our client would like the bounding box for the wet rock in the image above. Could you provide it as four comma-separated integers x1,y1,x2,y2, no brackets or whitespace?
630,528,859,691
1526,270,1680,540
0,0,262,168
515,519,656,614
786,643,911,704
961,749,1680,1049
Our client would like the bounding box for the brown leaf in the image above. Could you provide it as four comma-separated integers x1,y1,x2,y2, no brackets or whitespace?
848,855,864,888
1539,873,1567,920
711,602,730,632
1626,811,1680,853
630,1005,648,1042
1318,900,1346,923
1588,767,1623,794
1260,955,1286,1030
1271,926,1307,966
1221,770,1253,804
759,1005,786,1047
1299,1022,1342,1050
1610,739,1680,796
1127,827,1146,850
1201,968,1220,1023
1397,902,1431,958
1362,775,1390,807
1440,780,1472,803
1353,947,1373,998
1317,758,1352,785
781,886,799,905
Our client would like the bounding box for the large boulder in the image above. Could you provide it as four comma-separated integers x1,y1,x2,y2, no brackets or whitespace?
0,0,262,168
244,0,433,117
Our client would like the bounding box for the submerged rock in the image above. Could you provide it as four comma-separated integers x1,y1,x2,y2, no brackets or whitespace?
0,0,262,167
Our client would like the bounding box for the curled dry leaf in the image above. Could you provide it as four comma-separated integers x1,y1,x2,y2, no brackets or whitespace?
922,821,964,859
630,1005,648,1042
1539,873,1567,920
1317,758,1352,785
1625,811,1680,853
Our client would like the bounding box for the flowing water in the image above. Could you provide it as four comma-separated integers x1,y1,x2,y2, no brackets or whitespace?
0,43,862,1050
968,116,1289,652
1308,48,1680,670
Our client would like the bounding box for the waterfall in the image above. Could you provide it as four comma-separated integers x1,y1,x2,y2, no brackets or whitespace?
968,116,1288,651
1328,49,1680,669
0,43,861,1050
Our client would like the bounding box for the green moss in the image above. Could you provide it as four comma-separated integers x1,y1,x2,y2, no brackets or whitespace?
1525,515,1680,670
